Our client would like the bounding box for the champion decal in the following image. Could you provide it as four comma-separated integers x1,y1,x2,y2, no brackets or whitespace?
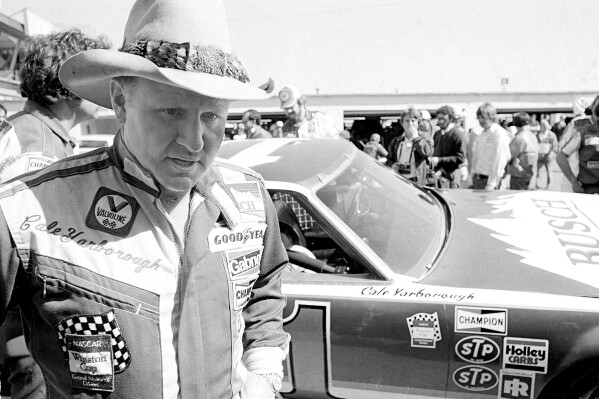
233,278,257,310
86,187,139,237
24,154,54,172
455,306,508,335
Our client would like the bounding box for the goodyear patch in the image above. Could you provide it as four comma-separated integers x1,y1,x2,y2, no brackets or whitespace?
455,306,507,335
453,365,498,391
224,246,263,280
503,337,548,374
66,334,114,392
233,278,257,310
86,187,139,237
406,312,441,348
228,181,265,221
499,370,535,399
209,223,267,252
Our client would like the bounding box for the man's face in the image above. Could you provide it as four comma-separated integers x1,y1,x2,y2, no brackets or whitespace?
477,114,493,129
283,102,304,123
437,112,450,129
116,78,229,197
0,109,6,122
401,115,419,139
242,117,256,132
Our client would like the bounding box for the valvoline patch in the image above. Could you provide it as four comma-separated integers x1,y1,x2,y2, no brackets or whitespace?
86,187,139,237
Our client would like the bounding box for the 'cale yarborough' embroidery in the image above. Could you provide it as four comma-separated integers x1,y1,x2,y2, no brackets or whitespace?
20,215,162,273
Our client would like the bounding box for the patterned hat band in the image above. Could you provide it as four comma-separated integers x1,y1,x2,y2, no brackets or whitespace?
120,39,250,83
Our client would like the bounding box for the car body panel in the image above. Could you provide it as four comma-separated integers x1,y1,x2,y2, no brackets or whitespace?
216,139,599,399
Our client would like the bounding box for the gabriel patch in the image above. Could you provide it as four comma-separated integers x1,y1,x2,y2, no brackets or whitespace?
86,187,139,237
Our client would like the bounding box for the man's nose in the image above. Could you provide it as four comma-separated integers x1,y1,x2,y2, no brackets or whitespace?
176,115,204,152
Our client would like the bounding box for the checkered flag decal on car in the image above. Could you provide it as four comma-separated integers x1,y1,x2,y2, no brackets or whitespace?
407,312,442,341
56,310,131,373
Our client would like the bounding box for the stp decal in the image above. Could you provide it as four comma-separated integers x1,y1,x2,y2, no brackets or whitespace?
453,365,498,391
209,223,267,252
503,337,549,374
455,336,500,364
228,181,265,219
455,306,508,335
86,187,139,237
499,370,535,399
406,312,441,348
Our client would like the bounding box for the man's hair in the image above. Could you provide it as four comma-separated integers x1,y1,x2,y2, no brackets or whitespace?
242,109,261,124
436,105,455,121
513,112,531,128
400,108,422,123
476,103,497,121
19,28,111,106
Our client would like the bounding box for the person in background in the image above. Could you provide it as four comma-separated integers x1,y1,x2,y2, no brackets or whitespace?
279,85,340,139
506,112,539,190
558,97,593,191
0,27,110,399
470,103,511,190
430,105,467,188
0,104,6,123
552,114,567,142
0,0,289,397
269,120,284,138
557,95,599,194
240,109,272,139
536,119,558,189
389,108,433,185
363,133,388,162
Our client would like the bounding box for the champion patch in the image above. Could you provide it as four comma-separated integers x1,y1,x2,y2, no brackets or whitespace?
229,182,265,220
233,278,257,310
209,223,267,252
407,312,442,348
224,246,263,280
86,187,139,237
24,154,54,172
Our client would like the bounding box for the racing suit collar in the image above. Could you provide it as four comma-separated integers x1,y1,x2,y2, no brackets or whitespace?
22,100,74,147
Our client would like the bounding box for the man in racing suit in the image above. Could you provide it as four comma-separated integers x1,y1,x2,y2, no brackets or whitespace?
0,0,289,397
0,28,110,399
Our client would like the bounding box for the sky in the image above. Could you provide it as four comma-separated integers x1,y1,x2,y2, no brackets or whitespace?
3,0,599,96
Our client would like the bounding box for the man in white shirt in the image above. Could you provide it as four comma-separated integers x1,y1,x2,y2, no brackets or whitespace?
470,103,511,191
279,85,340,139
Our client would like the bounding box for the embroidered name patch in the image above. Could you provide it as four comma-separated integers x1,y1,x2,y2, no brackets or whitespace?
86,187,139,237
209,223,267,252
229,182,265,220
66,334,114,392
225,246,263,280
233,278,257,310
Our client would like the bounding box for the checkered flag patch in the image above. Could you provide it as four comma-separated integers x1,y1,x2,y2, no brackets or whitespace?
56,310,131,373
407,312,442,341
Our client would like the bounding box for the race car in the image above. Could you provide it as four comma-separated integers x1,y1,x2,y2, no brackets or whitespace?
217,138,599,399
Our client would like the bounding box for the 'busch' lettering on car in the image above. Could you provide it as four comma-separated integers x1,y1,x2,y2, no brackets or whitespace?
85,187,140,237
455,336,500,364
224,246,263,279
455,306,508,335
233,278,257,310
452,365,498,391
228,182,265,220
499,370,535,399
208,223,267,252
503,337,549,374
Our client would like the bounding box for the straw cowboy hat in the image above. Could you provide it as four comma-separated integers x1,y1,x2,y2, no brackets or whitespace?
59,0,274,108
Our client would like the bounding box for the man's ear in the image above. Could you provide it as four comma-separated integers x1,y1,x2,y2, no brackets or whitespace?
110,79,127,124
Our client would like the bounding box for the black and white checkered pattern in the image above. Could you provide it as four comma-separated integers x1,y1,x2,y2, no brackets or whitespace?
56,310,131,373
407,312,442,341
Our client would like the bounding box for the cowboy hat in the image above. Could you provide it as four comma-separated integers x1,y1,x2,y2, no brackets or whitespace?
59,0,274,108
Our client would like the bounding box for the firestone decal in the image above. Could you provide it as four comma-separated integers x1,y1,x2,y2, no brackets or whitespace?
499,370,535,399
452,365,498,391
455,336,500,364
455,306,508,335
406,312,441,348
503,337,548,374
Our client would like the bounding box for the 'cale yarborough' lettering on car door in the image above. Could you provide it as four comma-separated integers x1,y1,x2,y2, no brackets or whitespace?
361,286,475,302
19,215,162,273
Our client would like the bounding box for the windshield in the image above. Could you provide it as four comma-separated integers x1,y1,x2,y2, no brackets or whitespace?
315,152,445,277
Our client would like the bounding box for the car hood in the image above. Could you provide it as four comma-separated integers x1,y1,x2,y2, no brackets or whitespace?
420,189,599,297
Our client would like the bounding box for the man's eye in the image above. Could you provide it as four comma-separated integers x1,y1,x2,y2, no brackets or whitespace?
203,113,219,121
162,108,180,116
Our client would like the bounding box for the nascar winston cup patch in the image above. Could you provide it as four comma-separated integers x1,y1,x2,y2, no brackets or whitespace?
56,310,131,392
86,187,140,237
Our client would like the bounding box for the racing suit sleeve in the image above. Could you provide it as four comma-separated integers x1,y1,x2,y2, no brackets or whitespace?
242,183,290,377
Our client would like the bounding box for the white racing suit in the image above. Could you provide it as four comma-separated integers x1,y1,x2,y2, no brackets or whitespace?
0,135,289,398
